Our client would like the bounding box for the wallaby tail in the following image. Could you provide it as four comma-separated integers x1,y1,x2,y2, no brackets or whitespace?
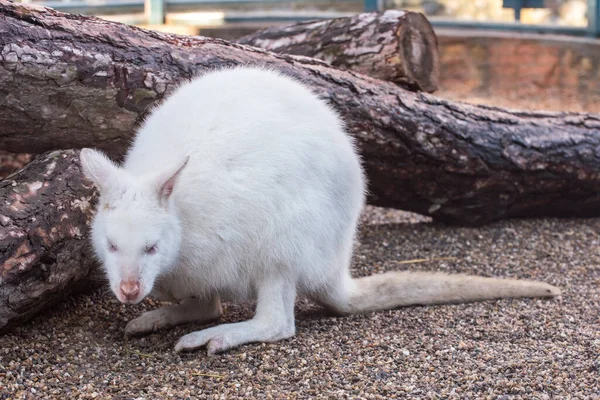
328,271,560,315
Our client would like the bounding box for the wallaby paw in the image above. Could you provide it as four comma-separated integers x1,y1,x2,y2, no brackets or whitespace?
174,326,232,355
125,308,170,337
174,323,295,355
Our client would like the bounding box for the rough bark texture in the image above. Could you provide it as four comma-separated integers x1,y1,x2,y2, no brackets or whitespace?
2,1,600,226
236,10,440,92
0,150,99,333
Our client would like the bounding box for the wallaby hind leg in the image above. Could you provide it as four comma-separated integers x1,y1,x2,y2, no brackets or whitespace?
125,295,222,337
175,275,296,354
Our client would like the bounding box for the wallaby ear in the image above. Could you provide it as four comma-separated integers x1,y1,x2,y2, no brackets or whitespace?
79,148,122,194
156,156,190,207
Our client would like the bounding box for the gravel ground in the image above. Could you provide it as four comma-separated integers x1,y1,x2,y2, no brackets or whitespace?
1,207,598,399
0,151,32,180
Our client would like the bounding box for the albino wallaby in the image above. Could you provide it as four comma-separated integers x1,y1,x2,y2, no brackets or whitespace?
80,66,560,355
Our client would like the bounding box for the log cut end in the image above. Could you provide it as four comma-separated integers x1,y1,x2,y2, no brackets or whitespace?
395,12,439,93
235,10,440,93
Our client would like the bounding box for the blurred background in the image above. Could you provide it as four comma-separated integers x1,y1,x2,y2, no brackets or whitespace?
14,0,596,37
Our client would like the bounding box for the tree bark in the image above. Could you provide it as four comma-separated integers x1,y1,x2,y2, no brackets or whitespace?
0,150,99,333
1,1,600,226
236,10,440,92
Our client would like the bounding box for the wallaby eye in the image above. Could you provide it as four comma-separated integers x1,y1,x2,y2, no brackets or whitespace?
108,241,118,253
145,244,157,255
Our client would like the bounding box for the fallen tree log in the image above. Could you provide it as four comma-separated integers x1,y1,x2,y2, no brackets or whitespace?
1,1,600,226
236,10,440,92
0,150,99,333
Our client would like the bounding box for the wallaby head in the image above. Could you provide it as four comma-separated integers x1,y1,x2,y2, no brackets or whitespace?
80,148,189,304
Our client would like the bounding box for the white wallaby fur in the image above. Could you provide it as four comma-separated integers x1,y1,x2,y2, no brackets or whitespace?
80,66,560,355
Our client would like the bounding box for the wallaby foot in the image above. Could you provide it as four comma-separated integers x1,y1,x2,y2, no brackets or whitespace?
175,277,296,354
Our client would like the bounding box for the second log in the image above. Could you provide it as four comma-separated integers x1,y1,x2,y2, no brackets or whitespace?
237,10,440,92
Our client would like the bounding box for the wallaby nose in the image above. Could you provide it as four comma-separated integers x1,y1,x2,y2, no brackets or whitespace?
119,280,140,301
